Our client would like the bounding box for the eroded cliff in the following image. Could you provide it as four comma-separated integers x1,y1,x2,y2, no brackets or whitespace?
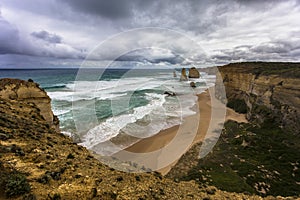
0,78,59,131
0,78,270,199
215,62,300,133
167,63,300,197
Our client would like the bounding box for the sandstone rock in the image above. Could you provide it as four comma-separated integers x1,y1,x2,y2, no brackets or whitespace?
190,82,196,88
215,62,300,133
0,77,293,199
180,68,188,81
0,78,59,131
188,67,200,78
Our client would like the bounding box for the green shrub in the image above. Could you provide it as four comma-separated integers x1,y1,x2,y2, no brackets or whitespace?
5,173,31,197
227,99,248,114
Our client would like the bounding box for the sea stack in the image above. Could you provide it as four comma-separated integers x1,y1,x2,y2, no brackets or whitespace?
188,67,200,78
0,78,59,131
180,68,188,81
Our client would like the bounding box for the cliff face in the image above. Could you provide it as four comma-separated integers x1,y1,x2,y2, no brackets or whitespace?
0,78,269,199
167,63,300,197
215,62,300,133
0,78,59,131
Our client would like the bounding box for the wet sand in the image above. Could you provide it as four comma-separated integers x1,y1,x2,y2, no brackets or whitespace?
123,87,247,175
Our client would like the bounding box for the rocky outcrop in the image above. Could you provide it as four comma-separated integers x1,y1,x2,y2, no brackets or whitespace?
215,62,300,133
0,78,59,131
180,68,188,81
0,78,272,199
188,67,200,78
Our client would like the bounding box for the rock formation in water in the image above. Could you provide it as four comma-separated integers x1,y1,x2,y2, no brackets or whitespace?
0,78,272,199
164,91,176,96
188,67,200,78
215,62,300,133
168,62,300,198
190,81,196,88
180,68,188,81
0,78,59,131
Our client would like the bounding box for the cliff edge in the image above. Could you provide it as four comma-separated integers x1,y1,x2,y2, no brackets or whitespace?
0,78,270,199
0,78,59,132
215,62,300,133
167,62,300,197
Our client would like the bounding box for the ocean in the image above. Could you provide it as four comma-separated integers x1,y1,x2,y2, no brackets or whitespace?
0,68,215,155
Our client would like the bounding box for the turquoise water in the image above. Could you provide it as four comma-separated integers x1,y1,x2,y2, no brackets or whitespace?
0,68,215,155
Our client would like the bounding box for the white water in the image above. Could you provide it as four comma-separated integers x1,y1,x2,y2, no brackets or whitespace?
48,71,216,155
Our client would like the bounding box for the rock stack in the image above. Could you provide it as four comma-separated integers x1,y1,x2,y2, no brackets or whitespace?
188,67,200,78
180,68,188,81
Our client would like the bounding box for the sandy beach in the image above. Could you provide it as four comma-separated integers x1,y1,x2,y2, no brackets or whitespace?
121,87,247,174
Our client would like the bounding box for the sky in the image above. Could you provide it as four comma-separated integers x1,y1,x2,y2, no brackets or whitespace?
0,0,300,68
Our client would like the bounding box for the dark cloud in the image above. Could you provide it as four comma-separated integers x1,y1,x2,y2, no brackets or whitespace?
0,15,83,58
116,54,184,65
252,42,290,54
1,0,300,65
115,48,185,65
31,30,62,44
208,39,300,64
63,0,148,20
0,15,20,54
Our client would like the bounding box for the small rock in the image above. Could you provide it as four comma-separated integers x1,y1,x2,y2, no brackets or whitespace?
190,82,196,88
164,91,176,96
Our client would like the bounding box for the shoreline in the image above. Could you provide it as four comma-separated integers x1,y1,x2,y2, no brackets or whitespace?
123,87,247,175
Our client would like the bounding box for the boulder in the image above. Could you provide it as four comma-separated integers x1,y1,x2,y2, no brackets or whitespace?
180,68,188,81
188,67,200,78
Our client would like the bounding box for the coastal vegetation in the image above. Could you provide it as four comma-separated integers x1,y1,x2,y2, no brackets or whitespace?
169,62,300,197
0,62,299,199
0,78,269,199
226,99,248,114
169,119,300,197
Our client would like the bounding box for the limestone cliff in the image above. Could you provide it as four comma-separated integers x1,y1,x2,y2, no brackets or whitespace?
0,78,59,131
0,78,270,199
215,62,300,133
167,63,300,197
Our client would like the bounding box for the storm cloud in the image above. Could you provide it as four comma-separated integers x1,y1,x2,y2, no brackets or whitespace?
0,15,20,54
0,0,299,66
31,30,62,44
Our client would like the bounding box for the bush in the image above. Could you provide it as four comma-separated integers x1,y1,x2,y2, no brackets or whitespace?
227,99,248,114
5,173,31,197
